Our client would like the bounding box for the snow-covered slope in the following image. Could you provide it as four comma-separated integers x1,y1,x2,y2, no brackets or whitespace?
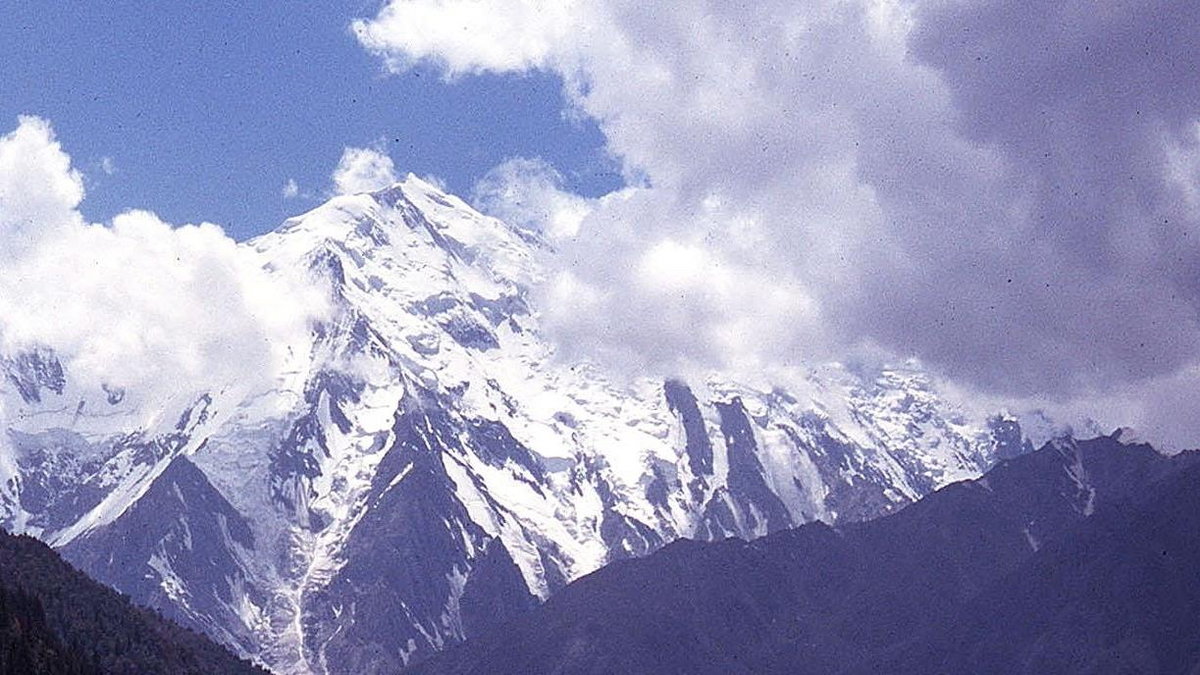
0,176,1016,673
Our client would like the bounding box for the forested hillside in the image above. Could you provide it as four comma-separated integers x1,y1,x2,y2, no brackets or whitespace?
0,529,263,674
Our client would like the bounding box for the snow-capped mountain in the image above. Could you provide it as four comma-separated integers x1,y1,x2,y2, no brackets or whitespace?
1,176,1018,673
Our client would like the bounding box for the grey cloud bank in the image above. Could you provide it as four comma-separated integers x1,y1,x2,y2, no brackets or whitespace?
354,0,1200,445
883,0,1200,390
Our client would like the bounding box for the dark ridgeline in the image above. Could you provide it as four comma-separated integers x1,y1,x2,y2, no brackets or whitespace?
0,529,265,675
408,434,1200,674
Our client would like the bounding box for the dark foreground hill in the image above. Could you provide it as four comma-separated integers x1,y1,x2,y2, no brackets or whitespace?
0,528,264,675
410,434,1200,674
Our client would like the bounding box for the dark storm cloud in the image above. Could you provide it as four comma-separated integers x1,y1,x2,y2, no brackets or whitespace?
914,0,1200,261
837,0,1200,395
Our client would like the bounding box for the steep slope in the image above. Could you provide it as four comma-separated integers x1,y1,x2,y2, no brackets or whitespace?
877,448,1200,673
410,434,1196,674
61,455,262,655
0,528,264,674
0,176,1023,673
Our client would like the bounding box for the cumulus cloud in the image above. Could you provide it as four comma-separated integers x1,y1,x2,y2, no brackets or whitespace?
282,178,300,199
0,116,322,415
332,146,398,195
355,0,1200,445
0,116,86,253
352,0,579,76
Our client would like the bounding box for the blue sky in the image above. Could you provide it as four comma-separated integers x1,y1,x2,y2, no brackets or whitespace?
0,0,619,240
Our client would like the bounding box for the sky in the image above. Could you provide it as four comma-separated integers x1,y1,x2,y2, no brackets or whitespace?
3,0,1200,446
0,0,619,238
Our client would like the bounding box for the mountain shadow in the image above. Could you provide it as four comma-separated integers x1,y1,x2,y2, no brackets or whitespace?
408,433,1200,674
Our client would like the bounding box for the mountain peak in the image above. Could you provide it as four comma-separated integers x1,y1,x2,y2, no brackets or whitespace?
253,172,542,296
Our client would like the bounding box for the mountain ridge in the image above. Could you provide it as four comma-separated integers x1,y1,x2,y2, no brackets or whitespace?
409,434,1199,674
1,176,1047,673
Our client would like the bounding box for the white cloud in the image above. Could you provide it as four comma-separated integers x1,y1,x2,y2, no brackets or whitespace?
472,157,590,239
352,0,579,76
0,116,324,413
352,0,937,378
0,116,85,254
282,177,300,199
331,146,398,195
355,0,1200,449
